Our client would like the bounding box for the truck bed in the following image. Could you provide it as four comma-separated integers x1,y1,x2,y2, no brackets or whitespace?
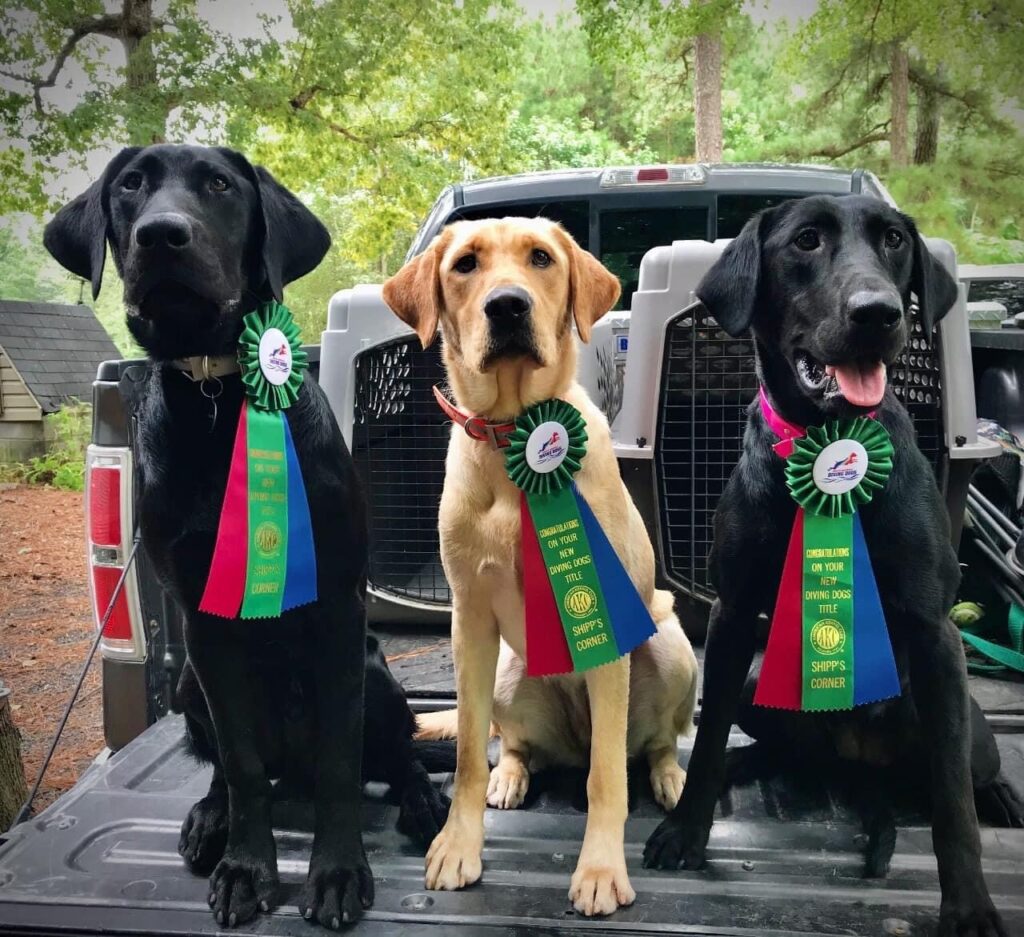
1,632,1023,936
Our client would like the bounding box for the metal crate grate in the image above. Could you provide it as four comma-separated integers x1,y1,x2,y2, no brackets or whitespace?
655,308,944,602
351,336,451,604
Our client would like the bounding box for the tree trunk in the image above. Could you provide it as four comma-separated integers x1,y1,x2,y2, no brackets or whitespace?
694,28,723,162
120,0,166,145
889,42,909,168
0,682,28,831
913,67,941,165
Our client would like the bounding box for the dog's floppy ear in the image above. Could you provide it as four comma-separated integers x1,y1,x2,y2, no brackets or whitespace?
556,228,620,343
382,230,450,349
216,149,331,302
43,147,141,299
253,165,331,302
697,211,764,337
905,216,958,336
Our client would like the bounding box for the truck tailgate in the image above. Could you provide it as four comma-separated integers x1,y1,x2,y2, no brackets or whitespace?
1,642,1022,936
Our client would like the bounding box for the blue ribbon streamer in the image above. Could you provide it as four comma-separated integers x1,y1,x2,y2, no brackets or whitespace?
851,511,900,705
281,414,318,611
574,485,658,655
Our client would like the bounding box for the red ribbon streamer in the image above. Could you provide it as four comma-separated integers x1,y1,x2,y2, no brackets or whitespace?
520,491,573,676
753,508,805,709
199,400,250,618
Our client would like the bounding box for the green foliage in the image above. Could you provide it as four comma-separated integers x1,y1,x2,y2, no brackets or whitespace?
0,223,66,302
0,0,1022,308
2,401,91,491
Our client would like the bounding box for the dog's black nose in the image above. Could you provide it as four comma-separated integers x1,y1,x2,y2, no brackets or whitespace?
847,290,903,330
134,213,193,251
484,286,533,326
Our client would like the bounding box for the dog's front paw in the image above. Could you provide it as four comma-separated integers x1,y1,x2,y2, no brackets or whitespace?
569,857,635,917
650,762,686,812
299,854,374,930
642,816,709,870
938,893,1006,937
424,820,483,890
208,851,278,927
487,759,530,809
179,794,228,874
397,771,450,847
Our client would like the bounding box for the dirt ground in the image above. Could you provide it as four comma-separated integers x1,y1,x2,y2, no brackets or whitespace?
0,483,101,816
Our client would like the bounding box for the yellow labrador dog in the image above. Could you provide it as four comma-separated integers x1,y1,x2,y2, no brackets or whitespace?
382,217,698,916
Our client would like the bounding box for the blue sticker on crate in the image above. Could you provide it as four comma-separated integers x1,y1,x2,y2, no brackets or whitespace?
615,335,629,354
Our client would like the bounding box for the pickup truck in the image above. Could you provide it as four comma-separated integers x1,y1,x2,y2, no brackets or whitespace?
1,164,1022,936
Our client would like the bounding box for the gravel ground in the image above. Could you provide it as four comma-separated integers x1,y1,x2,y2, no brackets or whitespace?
0,483,101,816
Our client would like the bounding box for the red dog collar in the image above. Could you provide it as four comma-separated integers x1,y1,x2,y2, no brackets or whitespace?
759,386,876,458
432,385,516,450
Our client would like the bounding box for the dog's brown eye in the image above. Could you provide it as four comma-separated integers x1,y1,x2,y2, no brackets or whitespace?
531,248,552,268
121,171,143,191
453,254,477,274
794,229,820,251
210,174,230,193
884,228,904,249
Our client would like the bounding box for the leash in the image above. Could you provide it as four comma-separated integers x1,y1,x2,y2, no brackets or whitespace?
11,537,142,827
432,385,516,450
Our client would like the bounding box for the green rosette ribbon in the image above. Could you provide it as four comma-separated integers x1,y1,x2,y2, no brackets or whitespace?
785,419,894,518
199,301,317,621
756,416,900,711
238,302,308,410
505,400,588,494
505,399,656,676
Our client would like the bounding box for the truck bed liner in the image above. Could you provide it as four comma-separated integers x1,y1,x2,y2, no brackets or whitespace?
1,691,1022,935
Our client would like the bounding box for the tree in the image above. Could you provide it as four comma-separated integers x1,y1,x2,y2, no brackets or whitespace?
224,0,526,274
578,0,742,162
0,0,240,214
0,225,66,303
782,0,1023,168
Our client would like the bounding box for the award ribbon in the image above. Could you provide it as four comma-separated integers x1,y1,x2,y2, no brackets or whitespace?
754,417,901,711
505,399,656,676
199,302,318,620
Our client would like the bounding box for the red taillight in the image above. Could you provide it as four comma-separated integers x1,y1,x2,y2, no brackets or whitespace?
636,167,670,182
89,467,121,547
86,445,145,661
91,565,133,640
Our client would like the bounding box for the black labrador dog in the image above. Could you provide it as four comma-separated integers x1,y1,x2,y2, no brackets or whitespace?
44,144,448,930
643,195,1007,936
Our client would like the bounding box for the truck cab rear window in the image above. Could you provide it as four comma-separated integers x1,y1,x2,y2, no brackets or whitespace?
600,207,706,309
450,200,590,250
716,193,809,237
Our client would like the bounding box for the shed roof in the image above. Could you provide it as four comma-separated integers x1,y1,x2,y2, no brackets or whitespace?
0,300,121,413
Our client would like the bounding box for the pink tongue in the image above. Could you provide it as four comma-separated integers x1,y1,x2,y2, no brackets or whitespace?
828,361,887,407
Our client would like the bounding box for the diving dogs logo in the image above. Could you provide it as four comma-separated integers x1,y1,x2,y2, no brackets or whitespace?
526,420,569,474
537,430,565,464
824,451,860,483
812,439,869,495
258,327,293,386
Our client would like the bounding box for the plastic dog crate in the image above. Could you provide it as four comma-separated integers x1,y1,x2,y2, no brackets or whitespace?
614,238,1000,609
318,243,998,625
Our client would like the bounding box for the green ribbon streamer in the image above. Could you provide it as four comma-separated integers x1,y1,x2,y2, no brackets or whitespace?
801,511,855,709
527,487,621,670
506,399,622,671
784,417,894,709
241,406,289,618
